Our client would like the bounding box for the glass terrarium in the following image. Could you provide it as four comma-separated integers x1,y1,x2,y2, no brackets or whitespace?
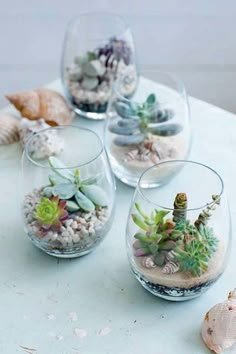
61,13,137,120
105,71,191,187
126,161,231,301
20,126,116,258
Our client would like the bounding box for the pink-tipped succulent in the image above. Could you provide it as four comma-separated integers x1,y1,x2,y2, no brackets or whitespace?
34,196,68,234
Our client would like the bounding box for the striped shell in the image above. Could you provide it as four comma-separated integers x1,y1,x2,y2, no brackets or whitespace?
142,257,157,269
162,261,179,274
0,114,20,145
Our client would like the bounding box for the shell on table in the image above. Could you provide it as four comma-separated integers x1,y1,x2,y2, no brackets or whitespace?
201,289,236,353
6,89,73,126
0,113,20,145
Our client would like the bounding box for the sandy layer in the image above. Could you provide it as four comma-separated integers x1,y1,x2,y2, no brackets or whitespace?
133,242,225,289
110,134,187,175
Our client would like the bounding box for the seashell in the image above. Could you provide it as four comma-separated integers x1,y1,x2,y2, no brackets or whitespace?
0,113,20,145
108,123,136,135
124,149,138,162
6,89,72,126
142,257,157,269
148,123,183,137
114,133,145,146
201,289,236,353
19,118,50,145
165,250,176,262
162,261,179,274
150,153,160,164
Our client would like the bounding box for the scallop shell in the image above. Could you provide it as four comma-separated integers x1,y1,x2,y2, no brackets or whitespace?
201,289,236,353
162,261,179,274
0,114,20,145
142,257,156,269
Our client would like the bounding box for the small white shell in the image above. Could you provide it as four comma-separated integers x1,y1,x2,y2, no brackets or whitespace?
201,289,236,353
162,261,179,274
0,114,20,145
142,257,156,269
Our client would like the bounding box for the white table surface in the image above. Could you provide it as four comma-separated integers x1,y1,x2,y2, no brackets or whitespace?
0,79,236,354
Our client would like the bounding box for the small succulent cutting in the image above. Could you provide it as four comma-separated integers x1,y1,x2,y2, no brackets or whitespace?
72,37,132,91
109,93,183,147
132,193,220,276
35,196,68,231
42,156,108,213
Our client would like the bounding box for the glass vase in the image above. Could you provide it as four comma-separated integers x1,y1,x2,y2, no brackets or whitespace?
20,126,116,258
61,13,137,120
126,160,231,301
105,71,191,187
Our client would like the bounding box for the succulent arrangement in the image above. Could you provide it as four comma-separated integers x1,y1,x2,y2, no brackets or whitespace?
32,156,108,236
109,93,183,147
69,37,132,92
132,193,220,276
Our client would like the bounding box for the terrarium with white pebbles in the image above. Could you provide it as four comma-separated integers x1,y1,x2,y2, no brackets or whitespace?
20,126,115,258
61,13,137,120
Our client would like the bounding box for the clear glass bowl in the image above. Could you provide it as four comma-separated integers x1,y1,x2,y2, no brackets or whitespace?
61,13,137,120
126,160,231,301
20,126,116,258
105,71,191,187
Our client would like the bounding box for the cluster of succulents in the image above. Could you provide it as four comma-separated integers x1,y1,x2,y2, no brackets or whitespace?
109,93,183,147
132,193,220,276
70,37,132,92
34,156,107,233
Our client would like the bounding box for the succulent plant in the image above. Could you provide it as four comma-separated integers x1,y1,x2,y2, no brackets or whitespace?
97,37,131,67
173,193,187,223
42,156,108,213
73,51,106,91
109,93,182,146
194,194,221,230
174,225,219,276
132,193,220,277
34,196,68,231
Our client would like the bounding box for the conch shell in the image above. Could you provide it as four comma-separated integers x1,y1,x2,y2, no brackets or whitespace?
0,113,20,145
6,89,72,126
201,289,236,353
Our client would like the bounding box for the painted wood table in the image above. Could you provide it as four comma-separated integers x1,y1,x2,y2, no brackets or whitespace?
0,80,236,354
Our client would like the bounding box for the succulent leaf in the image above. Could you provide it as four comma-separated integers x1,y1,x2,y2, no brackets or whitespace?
75,191,95,212
132,214,150,231
195,195,221,230
66,200,80,212
80,185,108,207
52,183,77,200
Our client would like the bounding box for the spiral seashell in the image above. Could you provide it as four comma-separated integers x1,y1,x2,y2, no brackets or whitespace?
165,250,176,262
142,257,157,269
0,114,20,145
162,261,179,274
201,289,236,353
124,149,138,162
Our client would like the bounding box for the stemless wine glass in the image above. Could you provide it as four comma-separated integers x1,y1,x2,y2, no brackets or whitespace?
105,71,191,187
126,160,231,301
20,126,116,258
61,13,137,120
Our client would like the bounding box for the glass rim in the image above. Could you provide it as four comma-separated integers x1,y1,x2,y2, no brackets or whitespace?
113,70,187,106
137,159,224,212
66,12,129,37
24,125,104,169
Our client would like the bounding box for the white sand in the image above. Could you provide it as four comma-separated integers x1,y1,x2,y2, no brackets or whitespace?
133,242,225,289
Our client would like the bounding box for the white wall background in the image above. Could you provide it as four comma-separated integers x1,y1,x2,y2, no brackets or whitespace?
1,0,236,113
